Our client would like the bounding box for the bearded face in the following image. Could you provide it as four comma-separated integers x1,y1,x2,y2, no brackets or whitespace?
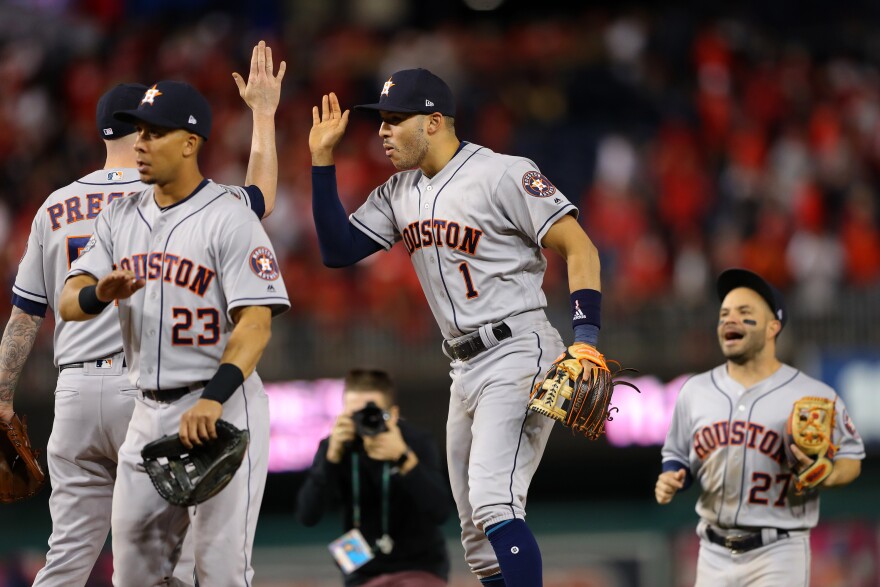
717,287,779,364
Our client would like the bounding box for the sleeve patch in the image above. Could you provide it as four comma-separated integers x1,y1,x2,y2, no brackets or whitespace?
249,247,280,281
522,170,557,198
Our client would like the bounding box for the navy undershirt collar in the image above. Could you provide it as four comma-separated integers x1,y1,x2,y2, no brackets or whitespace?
156,178,209,211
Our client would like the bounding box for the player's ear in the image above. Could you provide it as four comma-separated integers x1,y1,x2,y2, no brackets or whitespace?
425,112,444,135
182,133,201,158
767,317,781,339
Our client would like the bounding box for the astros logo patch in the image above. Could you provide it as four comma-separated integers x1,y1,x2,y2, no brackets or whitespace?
249,247,280,281
522,171,557,198
381,77,395,96
141,85,163,105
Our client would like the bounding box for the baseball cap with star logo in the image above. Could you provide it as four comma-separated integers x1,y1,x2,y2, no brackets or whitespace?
355,68,455,117
114,80,212,140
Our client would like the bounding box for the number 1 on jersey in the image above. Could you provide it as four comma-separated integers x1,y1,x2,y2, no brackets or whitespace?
458,262,479,299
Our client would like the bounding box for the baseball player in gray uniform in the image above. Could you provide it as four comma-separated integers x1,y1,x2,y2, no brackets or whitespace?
309,69,606,586
656,268,865,587
0,41,283,587
59,79,290,587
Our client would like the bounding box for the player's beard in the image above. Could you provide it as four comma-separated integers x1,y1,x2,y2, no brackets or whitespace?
391,128,429,171
721,331,767,365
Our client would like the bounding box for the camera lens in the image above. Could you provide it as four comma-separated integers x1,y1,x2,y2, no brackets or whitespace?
353,401,389,437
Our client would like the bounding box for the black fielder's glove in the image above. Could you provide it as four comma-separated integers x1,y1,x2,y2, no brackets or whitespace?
528,343,639,440
141,419,249,507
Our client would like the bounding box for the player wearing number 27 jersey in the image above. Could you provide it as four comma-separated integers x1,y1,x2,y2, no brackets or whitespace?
657,269,864,587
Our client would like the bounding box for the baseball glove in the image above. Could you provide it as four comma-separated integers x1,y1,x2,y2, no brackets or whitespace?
0,413,46,503
784,396,837,493
528,343,638,439
141,419,249,507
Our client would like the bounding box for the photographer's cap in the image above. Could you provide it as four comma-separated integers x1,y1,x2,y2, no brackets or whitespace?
717,268,787,331
355,68,455,117
96,83,148,140
114,80,212,140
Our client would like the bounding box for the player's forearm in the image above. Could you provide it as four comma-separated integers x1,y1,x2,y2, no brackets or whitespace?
245,112,278,217
59,275,100,321
543,216,601,291
565,246,601,293
220,306,272,378
0,307,43,407
311,167,382,267
823,458,861,488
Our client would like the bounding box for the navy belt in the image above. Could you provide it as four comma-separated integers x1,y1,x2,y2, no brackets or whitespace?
59,355,126,372
443,322,512,362
706,526,789,554
142,382,208,404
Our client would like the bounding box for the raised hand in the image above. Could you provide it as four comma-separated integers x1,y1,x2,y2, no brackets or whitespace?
310,92,350,165
233,40,287,117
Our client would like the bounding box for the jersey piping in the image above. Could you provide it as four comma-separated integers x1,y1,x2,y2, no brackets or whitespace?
430,146,486,336
730,369,800,527
155,193,226,390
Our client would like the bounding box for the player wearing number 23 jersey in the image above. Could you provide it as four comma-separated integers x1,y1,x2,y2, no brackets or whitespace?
6,80,270,587
657,269,864,587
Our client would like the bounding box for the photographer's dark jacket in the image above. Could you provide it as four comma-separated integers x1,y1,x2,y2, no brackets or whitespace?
295,420,452,585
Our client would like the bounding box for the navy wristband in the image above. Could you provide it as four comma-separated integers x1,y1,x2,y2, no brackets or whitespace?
573,323,599,346
571,289,601,329
201,363,245,404
79,285,111,315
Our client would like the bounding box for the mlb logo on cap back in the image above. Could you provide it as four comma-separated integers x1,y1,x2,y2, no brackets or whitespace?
96,83,149,140
114,80,213,140
355,68,455,117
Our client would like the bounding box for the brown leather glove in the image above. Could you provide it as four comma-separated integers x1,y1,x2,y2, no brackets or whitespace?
0,413,46,503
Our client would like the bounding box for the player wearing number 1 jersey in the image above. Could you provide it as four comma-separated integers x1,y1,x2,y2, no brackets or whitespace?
0,41,283,587
656,269,864,586
310,69,607,587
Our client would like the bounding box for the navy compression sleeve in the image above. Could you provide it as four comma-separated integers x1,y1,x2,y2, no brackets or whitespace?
312,166,383,267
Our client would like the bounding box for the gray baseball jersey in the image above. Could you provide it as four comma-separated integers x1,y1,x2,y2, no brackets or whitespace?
67,178,288,585
15,167,264,586
350,142,577,339
67,179,286,389
350,142,574,577
662,364,865,530
14,168,265,366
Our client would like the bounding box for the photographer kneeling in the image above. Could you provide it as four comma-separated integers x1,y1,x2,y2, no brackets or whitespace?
296,369,452,586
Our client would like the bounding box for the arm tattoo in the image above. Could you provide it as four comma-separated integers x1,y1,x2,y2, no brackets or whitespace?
0,307,44,404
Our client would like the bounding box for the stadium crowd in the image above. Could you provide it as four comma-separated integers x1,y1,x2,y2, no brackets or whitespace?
0,1,878,346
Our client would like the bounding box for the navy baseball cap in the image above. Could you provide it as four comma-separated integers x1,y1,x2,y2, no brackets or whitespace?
114,81,212,140
355,68,455,117
717,268,787,331
96,83,148,140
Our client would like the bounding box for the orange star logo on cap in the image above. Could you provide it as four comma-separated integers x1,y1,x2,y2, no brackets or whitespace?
141,85,163,105
380,77,395,96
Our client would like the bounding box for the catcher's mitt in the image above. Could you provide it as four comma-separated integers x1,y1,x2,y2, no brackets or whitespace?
0,413,46,503
141,419,249,507
528,343,638,439
784,396,837,493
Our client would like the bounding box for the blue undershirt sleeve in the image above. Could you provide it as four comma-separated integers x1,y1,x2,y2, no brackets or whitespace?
312,166,382,267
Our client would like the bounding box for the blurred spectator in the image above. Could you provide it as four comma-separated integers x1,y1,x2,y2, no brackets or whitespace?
0,1,878,344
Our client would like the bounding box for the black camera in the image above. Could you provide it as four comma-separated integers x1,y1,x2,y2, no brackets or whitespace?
352,401,390,437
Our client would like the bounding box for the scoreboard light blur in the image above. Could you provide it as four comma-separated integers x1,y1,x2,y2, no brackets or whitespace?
604,374,691,447
265,378,344,473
